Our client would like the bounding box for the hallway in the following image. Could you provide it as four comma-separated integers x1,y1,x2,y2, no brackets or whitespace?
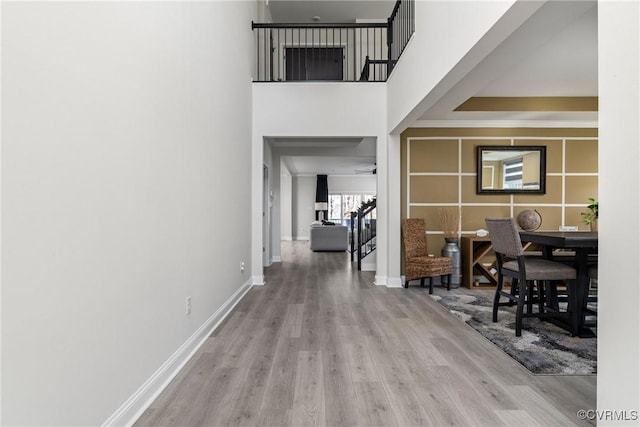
135,241,596,426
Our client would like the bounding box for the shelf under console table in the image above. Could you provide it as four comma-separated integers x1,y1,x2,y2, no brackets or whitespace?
461,236,496,289
460,236,535,289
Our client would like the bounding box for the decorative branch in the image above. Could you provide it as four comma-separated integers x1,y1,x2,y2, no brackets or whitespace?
438,207,460,239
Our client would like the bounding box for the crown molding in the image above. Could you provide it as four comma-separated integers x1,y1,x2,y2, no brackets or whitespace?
412,120,598,129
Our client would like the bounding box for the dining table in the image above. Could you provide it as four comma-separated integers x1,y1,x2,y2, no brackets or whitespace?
519,231,598,337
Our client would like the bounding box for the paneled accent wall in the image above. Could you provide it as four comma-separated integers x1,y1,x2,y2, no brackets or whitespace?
401,128,598,252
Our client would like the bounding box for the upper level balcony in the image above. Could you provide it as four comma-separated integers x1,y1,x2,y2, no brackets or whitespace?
252,0,414,83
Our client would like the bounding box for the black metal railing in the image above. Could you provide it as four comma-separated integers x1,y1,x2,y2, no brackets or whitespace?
350,211,358,262
252,0,414,82
359,56,389,81
349,198,376,270
387,0,414,75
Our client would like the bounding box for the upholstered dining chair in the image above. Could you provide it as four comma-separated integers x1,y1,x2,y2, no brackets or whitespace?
485,217,577,336
402,218,453,294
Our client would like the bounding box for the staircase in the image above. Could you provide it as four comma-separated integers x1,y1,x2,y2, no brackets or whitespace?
350,198,376,270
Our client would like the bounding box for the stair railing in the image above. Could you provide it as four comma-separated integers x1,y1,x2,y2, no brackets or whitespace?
356,198,377,271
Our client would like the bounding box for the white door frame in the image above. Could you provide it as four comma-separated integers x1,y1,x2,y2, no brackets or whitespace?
263,164,271,266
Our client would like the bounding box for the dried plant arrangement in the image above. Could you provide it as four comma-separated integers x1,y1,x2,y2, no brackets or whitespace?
438,207,460,239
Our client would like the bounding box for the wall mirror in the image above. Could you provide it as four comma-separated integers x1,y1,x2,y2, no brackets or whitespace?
476,145,546,194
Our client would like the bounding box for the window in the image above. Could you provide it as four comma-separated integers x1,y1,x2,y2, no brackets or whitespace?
328,193,375,226
502,157,523,189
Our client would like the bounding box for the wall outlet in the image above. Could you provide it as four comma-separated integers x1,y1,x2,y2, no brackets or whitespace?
240,261,245,272
186,296,191,316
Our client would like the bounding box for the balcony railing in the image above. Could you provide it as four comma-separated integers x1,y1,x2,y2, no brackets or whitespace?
252,0,414,82
388,0,414,73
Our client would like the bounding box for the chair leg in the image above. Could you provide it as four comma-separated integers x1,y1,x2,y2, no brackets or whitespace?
429,277,434,294
420,278,425,287
508,278,518,306
446,274,451,291
515,280,527,337
404,278,409,288
527,280,535,314
492,274,504,323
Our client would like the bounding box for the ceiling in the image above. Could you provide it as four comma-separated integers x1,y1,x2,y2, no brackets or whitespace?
266,1,598,175
416,0,597,122
268,0,395,23
269,137,377,176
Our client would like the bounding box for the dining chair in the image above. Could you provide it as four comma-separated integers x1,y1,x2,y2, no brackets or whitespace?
485,217,577,336
584,264,598,326
402,218,453,294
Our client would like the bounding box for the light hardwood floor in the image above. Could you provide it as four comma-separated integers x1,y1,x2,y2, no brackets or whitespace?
135,241,596,426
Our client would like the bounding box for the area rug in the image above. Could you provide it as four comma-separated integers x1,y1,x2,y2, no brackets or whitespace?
430,287,597,375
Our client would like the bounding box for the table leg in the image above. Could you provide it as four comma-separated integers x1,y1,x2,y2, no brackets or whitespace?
571,248,594,337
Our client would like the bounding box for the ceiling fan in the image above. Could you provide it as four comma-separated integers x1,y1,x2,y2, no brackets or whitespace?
354,163,376,175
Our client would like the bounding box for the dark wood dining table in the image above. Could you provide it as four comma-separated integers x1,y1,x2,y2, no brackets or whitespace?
519,231,598,337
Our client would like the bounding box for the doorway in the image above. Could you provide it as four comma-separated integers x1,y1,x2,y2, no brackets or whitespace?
285,47,344,81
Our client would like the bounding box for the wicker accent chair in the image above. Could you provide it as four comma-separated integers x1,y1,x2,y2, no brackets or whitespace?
402,218,453,294
485,217,577,336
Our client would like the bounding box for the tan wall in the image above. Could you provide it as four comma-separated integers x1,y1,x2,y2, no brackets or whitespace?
401,128,598,252
522,151,540,186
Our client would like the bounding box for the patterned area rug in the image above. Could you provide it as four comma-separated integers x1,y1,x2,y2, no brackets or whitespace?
430,287,597,375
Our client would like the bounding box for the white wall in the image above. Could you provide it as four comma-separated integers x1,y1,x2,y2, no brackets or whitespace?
253,83,387,134
386,0,523,132
1,2,255,425
280,169,293,240
328,175,377,194
263,141,274,265
598,2,640,424
269,148,282,263
291,176,317,240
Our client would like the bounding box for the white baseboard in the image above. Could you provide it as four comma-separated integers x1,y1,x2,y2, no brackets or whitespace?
293,236,309,241
386,276,403,288
374,276,403,288
281,236,293,241
271,256,282,263
374,275,387,286
102,279,253,427
252,275,265,286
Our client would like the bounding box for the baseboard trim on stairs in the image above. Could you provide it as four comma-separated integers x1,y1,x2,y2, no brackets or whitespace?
102,279,253,427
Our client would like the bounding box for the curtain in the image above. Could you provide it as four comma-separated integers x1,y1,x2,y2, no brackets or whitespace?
315,174,328,220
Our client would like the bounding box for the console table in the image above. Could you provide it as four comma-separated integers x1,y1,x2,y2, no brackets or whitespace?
460,236,534,289
460,236,497,289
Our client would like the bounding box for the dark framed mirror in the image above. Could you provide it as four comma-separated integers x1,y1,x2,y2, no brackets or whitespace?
476,145,546,194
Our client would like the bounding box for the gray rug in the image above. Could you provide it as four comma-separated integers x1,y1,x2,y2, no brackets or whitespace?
430,287,597,375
